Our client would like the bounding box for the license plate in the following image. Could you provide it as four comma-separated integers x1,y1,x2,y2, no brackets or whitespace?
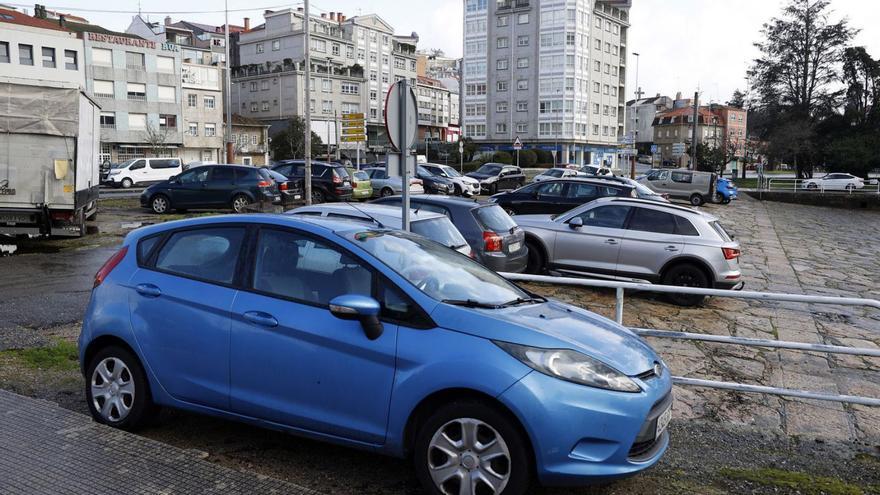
508,241,521,253
0,188,15,195
655,405,673,438
293,195,302,200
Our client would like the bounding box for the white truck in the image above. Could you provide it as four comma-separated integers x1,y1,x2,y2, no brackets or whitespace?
0,79,100,237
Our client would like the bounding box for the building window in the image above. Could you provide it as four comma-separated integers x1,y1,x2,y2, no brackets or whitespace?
516,101,528,112
496,123,507,134
322,79,332,92
256,43,264,53
261,80,269,91
185,94,197,107
99,112,115,129
250,103,258,112
0,42,9,63
496,102,508,113
322,100,333,114
516,123,528,133
370,90,377,101
157,56,174,72
204,123,216,137
272,40,281,51
159,114,176,129
40,47,57,68
518,13,529,24
126,83,146,101
125,52,145,70
332,43,340,56
517,35,529,47
93,80,114,99
496,58,508,70
261,101,269,111
128,113,146,130
204,96,215,109
158,85,175,102
313,39,327,52
517,58,528,69
497,37,509,49
517,79,528,90
91,47,112,66
18,44,33,65
63,50,77,70
497,16,508,27
341,82,360,95
496,81,508,92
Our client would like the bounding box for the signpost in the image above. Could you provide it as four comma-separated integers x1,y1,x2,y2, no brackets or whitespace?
341,112,366,169
459,140,464,173
513,137,523,168
384,80,418,231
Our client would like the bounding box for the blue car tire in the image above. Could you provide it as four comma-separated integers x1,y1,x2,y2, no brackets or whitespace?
414,400,533,495
85,345,158,431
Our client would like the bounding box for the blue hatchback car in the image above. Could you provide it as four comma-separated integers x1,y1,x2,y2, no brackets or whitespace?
79,214,672,494
715,177,738,204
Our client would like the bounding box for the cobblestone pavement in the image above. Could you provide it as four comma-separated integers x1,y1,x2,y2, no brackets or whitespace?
0,389,320,495
524,195,880,446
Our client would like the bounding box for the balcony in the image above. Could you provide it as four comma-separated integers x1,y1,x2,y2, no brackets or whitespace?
94,92,114,99
100,123,116,130
496,0,530,10
126,64,145,71
127,94,147,102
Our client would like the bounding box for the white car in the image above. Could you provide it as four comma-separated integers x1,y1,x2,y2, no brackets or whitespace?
533,167,584,183
420,163,480,196
802,173,864,191
105,158,183,189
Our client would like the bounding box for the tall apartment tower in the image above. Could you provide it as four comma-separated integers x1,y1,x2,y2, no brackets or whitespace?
462,0,630,167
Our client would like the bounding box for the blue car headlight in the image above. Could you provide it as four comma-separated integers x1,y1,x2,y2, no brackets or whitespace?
496,341,641,393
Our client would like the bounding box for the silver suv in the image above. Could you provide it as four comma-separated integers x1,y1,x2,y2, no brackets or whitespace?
516,197,742,305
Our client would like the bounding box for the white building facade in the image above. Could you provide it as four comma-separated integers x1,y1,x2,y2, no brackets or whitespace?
0,9,85,87
462,0,630,167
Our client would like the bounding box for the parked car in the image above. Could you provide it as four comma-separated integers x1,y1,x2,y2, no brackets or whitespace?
578,164,613,176
585,175,670,203
288,203,472,257
140,165,281,214
516,197,742,306
416,165,456,195
637,169,717,206
271,160,353,204
420,163,480,196
264,168,304,206
105,158,183,189
372,195,528,273
80,214,671,494
466,163,527,194
715,177,738,204
533,167,584,183
489,178,636,216
346,168,373,201
363,167,425,197
802,173,865,191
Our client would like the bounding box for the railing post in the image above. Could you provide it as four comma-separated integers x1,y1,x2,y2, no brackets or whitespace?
615,287,624,325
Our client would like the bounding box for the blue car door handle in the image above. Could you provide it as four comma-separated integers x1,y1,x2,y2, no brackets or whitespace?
135,283,162,298
243,311,279,328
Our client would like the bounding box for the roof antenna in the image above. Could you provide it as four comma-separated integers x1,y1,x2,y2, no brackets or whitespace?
344,201,386,229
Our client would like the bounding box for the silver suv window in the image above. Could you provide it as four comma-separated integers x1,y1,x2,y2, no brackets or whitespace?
573,205,631,229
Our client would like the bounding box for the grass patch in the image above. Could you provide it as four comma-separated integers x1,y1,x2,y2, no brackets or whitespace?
719,468,866,495
5,340,80,372
98,198,140,209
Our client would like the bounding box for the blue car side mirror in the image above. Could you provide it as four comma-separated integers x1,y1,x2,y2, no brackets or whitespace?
329,295,384,340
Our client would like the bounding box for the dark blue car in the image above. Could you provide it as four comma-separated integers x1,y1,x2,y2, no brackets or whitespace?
80,214,672,494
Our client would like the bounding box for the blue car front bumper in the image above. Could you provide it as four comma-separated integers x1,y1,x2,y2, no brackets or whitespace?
499,368,673,486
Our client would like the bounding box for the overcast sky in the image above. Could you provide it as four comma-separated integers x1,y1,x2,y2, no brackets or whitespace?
24,0,880,104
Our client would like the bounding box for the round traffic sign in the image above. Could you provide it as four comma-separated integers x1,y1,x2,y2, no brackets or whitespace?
384,81,419,151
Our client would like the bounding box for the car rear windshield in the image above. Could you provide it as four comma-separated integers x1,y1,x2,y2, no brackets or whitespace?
332,167,351,180
257,168,273,180
710,221,733,242
411,217,468,249
544,169,564,178
352,170,369,180
475,164,502,175
473,205,517,233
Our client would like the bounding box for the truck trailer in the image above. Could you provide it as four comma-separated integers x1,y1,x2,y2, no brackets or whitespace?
0,79,100,237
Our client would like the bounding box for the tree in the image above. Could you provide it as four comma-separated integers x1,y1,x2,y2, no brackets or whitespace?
270,116,323,160
695,140,740,176
841,46,880,127
825,131,880,177
727,89,747,108
143,122,169,157
748,0,857,178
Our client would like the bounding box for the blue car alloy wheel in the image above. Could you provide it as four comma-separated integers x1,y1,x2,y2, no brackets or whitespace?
79,214,671,494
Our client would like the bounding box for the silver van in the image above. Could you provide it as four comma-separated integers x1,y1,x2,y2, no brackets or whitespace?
638,169,716,206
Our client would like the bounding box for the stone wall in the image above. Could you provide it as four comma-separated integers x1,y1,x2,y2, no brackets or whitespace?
745,190,880,210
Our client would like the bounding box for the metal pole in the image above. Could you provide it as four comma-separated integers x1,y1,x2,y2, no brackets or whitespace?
400,80,410,231
691,91,700,170
673,377,880,407
224,0,233,163
615,287,624,324
304,0,312,205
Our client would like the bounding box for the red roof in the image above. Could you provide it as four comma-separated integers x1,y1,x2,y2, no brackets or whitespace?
0,8,66,31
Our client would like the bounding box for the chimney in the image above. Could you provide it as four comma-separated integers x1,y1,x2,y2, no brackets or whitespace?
297,7,303,12
337,12,343,22
58,14,66,27
330,12,336,21
243,17,250,31
320,13,326,19
164,16,171,26
676,91,682,100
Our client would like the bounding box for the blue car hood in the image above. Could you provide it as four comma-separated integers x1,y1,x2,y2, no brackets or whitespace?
431,300,658,376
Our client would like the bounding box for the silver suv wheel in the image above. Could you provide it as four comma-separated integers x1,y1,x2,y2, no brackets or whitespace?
427,418,511,495
90,357,135,423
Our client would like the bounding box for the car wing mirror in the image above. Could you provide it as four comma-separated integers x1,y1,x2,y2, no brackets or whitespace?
569,217,584,229
329,295,384,340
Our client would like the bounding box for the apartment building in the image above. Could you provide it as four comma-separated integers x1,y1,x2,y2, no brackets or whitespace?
229,114,270,165
231,8,418,151
127,15,225,162
652,104,748,167
625,94,673,153
0,7,84,86
462,0,630,167
417,75,460,144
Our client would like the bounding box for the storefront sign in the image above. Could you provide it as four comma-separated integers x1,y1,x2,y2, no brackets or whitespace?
87,32,156,49
161,42,179,52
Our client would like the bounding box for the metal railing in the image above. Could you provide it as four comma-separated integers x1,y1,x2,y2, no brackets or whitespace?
765,178,880,194
502,272,880,407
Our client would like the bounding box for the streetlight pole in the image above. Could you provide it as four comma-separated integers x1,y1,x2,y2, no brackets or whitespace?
224,0,233,163
554,89,561,167
631,52,641,178
304,0,313,204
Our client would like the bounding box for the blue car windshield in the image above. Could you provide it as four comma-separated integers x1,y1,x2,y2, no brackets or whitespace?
345,229,528,306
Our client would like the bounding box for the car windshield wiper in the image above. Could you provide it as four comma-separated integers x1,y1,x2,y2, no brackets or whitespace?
442,299,501,309
498,296,545,308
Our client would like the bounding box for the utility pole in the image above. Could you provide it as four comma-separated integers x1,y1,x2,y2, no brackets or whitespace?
399,79,411,232
304,0,312,204
632,52,641,179
690,91,700,170
224,0,233,163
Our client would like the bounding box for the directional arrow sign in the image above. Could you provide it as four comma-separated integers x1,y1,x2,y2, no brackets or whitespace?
341,135,367,143
341,113,365,121
341,119,365,128
342,127,366,136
